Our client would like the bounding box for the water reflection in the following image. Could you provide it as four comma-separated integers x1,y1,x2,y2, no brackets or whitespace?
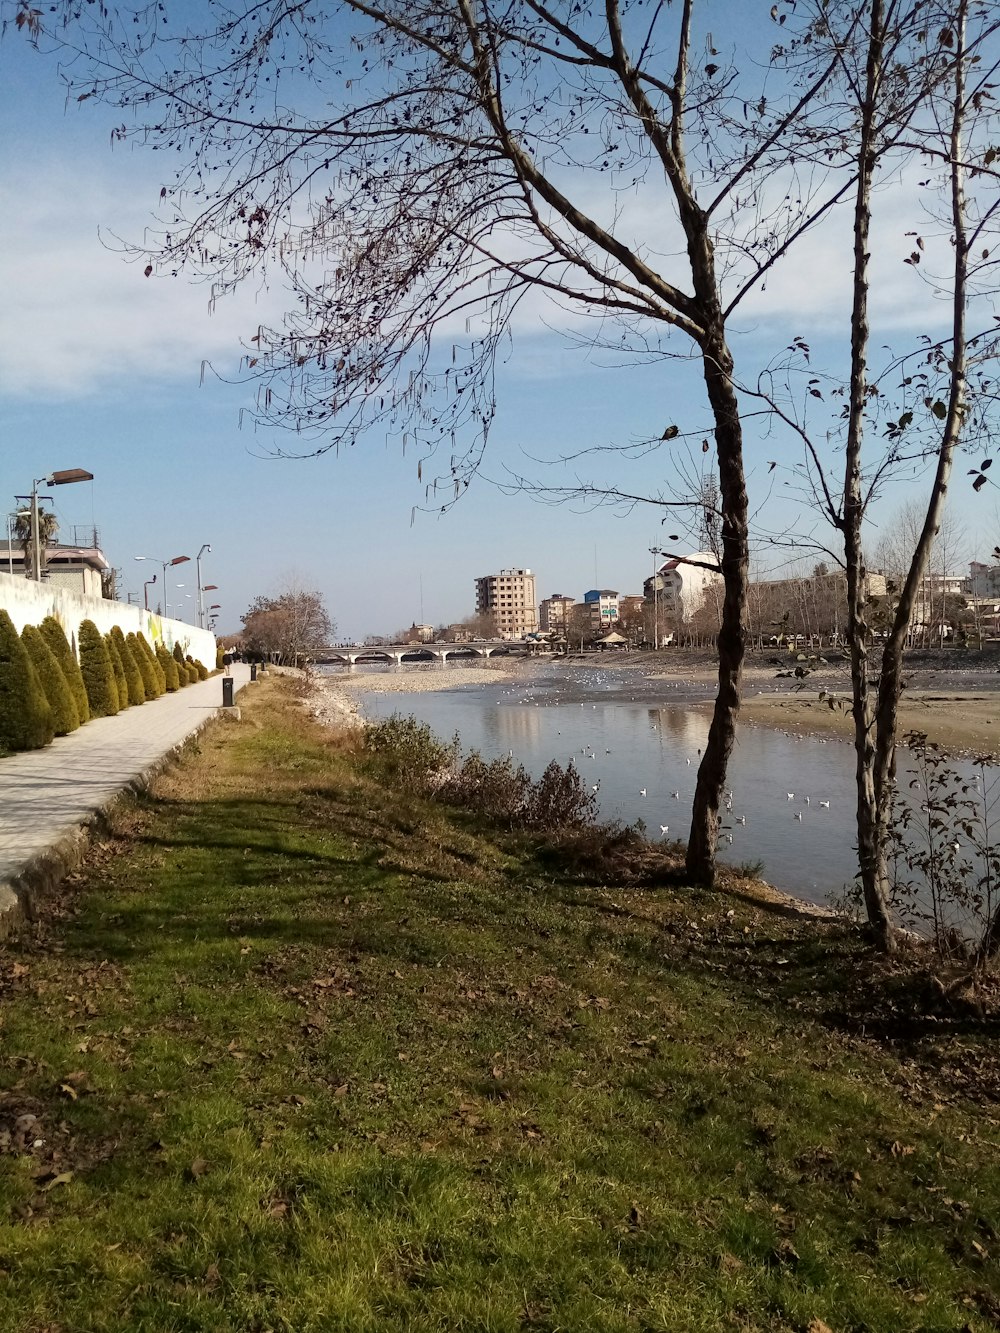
355,666,989,914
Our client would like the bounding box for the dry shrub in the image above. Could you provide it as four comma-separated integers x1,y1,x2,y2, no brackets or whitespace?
364,715,597,833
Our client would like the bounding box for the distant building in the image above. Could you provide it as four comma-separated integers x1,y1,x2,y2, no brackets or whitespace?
583,589,620,632
966,561,1000,599
538,594,575,633
475,568,538,639
643,554,721,625
1,541,109,599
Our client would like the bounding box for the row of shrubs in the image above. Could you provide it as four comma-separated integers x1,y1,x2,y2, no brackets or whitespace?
0,611,209,754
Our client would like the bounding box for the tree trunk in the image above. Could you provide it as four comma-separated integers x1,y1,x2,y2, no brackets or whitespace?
686,328,748,885
841,0,897,951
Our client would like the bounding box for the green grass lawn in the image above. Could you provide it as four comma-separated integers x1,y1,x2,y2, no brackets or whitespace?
1,677,998,1332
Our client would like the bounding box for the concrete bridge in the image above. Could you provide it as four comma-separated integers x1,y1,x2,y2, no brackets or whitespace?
314,640,535,667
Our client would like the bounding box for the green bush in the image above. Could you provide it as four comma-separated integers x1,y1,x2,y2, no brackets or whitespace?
140,634,167,693
79,620,119,718
111,626,146,707
188,655,208,682
39,616,90,724
21,625,79,736
171,643,190,687
216,644,225,670
104,633,128,711
157,644,180,692
0,611,54,751
128,632,161,700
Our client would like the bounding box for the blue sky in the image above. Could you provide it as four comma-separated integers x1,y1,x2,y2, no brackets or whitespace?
1,5,995,640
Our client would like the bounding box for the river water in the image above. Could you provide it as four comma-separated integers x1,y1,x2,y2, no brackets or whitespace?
326,659,991,911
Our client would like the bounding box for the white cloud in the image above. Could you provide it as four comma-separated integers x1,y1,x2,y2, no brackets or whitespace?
0,159,287,400
0,143,967,406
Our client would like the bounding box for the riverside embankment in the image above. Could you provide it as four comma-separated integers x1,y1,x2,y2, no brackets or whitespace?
307,649,1000,908
1,672,998,1331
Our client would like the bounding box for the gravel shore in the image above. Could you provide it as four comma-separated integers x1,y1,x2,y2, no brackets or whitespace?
304,660,519,730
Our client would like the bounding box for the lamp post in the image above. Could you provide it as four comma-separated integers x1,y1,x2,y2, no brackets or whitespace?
18,469,93,581
196,544,212,628
135,554,190,616
649,546,664,650
201,585,218,632
143,574,157,611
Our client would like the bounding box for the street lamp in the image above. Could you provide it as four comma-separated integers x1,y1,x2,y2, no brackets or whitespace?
201,583,218,631
196,543,212,629
135,553,190,615
649,546,664,650
143,574,157,611
17,468,93,581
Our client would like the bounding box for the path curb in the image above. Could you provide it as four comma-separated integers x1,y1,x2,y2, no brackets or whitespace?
0,706,229,941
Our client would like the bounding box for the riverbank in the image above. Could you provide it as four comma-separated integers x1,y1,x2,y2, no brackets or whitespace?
310,646,1000,756
740,690,1000,756
1,675,998,1330
307,660,519,730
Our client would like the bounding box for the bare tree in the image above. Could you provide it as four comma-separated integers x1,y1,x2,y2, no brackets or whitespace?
242,585,335,665
756,0,1000,949
16,0,888,887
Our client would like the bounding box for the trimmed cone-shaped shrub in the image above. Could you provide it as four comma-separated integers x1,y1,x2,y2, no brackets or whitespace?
171,642,190,686
79,620,119,718
189,656,208,681
136,633,166,694
105,633,128,711
112,626,145,707
184,657,200,684
39,616,90,724
216,644,225,670
0,611,53,751
157,644,180,692
22,625,79,736
128,632,161,700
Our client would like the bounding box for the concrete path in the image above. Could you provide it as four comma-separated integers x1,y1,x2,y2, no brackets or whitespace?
0,664,252,932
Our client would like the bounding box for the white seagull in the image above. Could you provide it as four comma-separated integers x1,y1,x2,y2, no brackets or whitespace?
639,788,647,797
660,824,669,836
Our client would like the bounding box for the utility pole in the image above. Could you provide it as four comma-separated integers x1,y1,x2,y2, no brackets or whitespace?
649,546,663,650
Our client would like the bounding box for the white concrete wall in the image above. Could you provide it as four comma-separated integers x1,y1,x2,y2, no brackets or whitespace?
0,572,217,669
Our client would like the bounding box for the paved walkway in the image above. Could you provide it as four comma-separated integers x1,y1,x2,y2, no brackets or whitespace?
0,664,252,930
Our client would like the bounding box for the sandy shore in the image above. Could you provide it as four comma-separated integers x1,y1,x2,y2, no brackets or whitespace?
304,662,518,730
738,690,1000,757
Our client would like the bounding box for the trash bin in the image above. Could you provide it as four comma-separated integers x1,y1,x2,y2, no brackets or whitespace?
222,676,234,708
250,664,258,682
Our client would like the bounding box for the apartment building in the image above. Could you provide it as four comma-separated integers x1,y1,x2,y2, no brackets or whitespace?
583,588,620,632
966,561,1000,599
474,568,538,639
538,594,575,634
643,554,721,625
